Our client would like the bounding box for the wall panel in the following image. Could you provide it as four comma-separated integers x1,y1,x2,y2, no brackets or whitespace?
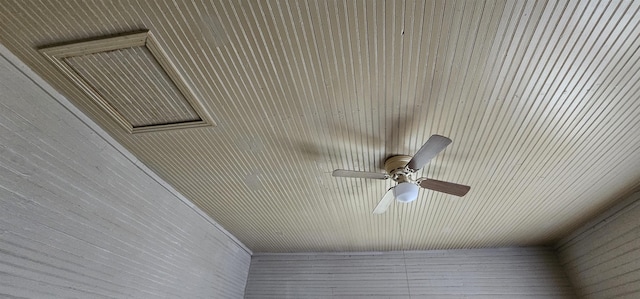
0,45,251,298
246,247,575,298
557,190,640,299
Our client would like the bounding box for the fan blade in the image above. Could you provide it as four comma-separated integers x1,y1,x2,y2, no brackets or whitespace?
373,188,395,214
418,178,470,197
332,169,389,180
406,135,452,171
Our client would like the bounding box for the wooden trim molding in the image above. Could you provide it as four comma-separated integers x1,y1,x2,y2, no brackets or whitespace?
39,31,215,133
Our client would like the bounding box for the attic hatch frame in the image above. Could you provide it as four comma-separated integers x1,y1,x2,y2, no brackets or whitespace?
39,30,215,133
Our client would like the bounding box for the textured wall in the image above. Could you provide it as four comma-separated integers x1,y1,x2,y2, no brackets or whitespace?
0,46,251,298
557,190,640,299
246,247,576,298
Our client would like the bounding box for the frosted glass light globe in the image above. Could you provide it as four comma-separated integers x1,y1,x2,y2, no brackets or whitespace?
394,182,419,203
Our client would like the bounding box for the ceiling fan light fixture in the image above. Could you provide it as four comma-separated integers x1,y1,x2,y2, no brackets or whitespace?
394,182,419,203
331,134,470,214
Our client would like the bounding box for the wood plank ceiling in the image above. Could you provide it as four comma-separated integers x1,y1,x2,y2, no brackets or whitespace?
1,0,639,252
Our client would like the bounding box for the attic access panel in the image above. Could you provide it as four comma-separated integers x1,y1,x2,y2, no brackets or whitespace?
40,31,215,133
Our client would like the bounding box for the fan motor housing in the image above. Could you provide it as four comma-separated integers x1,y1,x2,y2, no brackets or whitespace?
384,155,413,183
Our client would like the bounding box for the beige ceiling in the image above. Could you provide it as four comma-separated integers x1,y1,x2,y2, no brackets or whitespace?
2,0,640,252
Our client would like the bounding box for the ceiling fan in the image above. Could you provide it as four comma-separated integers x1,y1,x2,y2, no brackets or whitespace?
332,135,470,214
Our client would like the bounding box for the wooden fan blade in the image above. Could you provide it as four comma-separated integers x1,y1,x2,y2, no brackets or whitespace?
406,135,452,171
418,178,470,197
373,188,395,214
332,169,389,180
